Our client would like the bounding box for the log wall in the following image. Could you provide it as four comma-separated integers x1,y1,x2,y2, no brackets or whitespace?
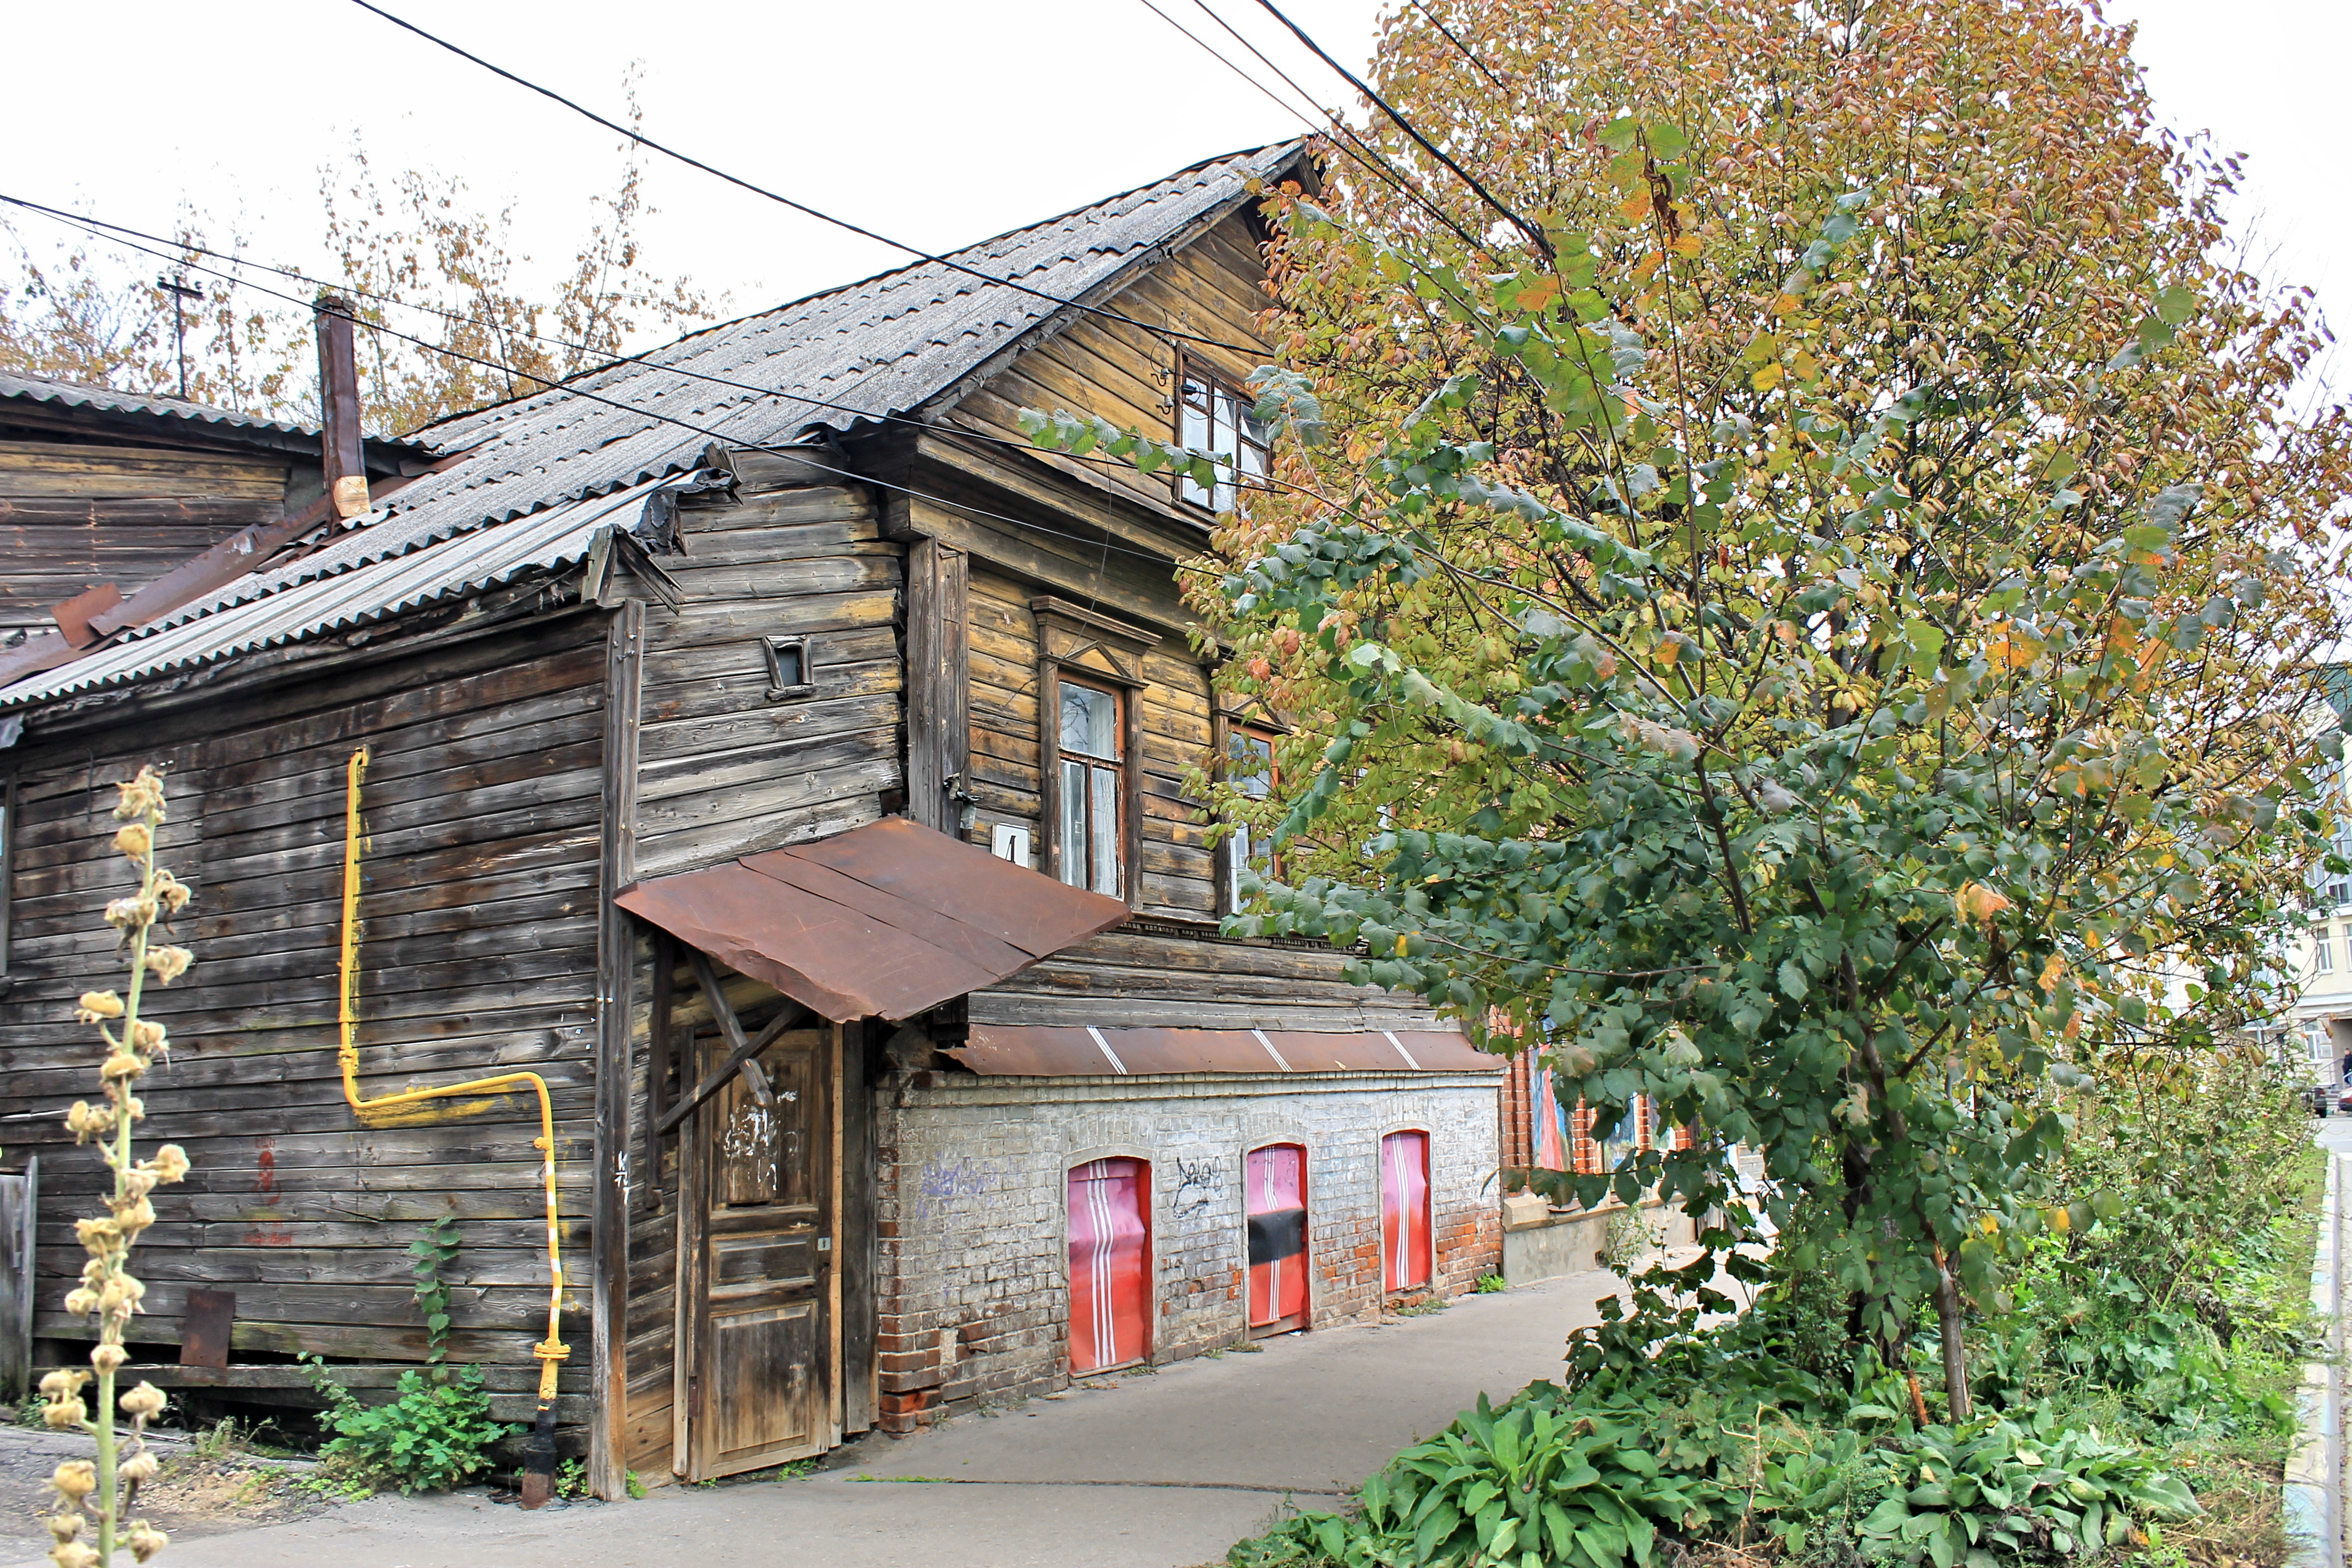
618,470,904,1479
0,611,611,1424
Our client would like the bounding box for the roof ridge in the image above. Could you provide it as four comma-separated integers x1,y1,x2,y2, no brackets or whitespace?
407,140,1304,445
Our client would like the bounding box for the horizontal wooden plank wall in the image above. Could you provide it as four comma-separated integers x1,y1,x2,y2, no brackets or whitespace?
620,473,903,1481
944,211,1273,519
0,440,296,635
0,612,609,1423
971,925,1450,1035
966,568,1219,920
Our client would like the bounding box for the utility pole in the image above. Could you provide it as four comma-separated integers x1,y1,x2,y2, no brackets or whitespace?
154,275,202,400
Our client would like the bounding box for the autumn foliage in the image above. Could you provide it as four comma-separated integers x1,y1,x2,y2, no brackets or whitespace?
1035,0,2349,1411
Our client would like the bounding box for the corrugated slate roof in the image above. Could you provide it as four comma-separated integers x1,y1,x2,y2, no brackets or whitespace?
0,369,328,442
0,142,1299,714
360,143,1299,555
0,476,700,704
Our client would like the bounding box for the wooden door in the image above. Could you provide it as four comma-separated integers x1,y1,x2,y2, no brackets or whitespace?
1066,1158,1150,1374
1380,1131,1431,1293
1245,1144,1307,1334
676,1026,836,1480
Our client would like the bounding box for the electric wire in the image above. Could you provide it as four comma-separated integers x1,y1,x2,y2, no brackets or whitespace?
19,205,1231,577
1128,0,1481,252
345,0,1266,359
0,189,1260,499
1406,0,1507,92
1157,0,1490,255
1245,0,1551,260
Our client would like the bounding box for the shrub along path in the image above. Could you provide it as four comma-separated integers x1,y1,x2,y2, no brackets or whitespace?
1,1258,1714,1568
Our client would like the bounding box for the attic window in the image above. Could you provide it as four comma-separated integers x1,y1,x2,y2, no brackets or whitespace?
763,636,814,700
1177,361,1269,514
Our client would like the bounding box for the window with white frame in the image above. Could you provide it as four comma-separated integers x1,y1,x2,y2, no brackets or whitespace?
1057,677,1124,897
2316,925,2338,974
1177,361,1270,513
1224,726,1280,914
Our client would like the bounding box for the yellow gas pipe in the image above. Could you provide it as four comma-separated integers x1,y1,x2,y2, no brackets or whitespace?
337,747,569,1495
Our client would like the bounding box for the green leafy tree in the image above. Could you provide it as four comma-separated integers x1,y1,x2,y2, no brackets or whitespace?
1031,0,2348,1410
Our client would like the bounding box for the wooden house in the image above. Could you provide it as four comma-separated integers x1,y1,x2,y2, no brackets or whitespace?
0,145,1502,1501
0,368,428,646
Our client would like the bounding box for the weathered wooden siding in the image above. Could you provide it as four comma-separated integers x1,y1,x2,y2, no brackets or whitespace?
945,211,1274,517
631,477,902,878
619,469,904,1477
0,440,295,636
0,613,609,1423
972,924,1450,1033
965,567,1220,921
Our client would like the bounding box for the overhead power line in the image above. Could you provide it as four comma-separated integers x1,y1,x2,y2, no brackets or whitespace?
1244,0,1551,261
1141,0,1489,256
1407,0,1508,93
345,0,1265,360
1,190,1305,514
13,199,1232,574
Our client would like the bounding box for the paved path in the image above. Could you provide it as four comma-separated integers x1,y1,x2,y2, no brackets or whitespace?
4,1264,1660,1568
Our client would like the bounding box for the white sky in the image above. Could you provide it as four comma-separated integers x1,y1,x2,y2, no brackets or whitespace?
1,1,2342,384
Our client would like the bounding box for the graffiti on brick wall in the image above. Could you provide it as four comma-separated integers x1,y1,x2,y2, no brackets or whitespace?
914,1155,1004,1219
1170,1156,1222,1218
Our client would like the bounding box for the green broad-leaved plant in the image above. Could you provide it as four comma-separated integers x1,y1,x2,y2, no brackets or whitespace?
302,1357,512,1495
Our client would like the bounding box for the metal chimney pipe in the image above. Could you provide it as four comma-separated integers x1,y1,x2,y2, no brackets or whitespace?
313,295,371,520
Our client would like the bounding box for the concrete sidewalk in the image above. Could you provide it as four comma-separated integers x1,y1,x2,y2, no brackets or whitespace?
6,1265,1662,1568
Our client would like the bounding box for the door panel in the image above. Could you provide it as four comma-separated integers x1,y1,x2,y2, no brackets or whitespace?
1245,1144,1307,1332
1380,1131,1431,1292
678,1026,834,1480
1067,1158,1150,1374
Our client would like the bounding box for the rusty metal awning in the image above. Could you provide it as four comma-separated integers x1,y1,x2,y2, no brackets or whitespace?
951,1024,1500,1077
614,817,1129,1022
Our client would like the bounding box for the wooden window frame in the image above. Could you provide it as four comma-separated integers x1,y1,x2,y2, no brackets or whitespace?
1219,723,1283,916
1173,356,1271,515
762,635,816,701
1048,673,1131,899
1032,598,1157,911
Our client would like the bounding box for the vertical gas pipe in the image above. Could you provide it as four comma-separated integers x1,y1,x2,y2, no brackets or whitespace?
336,747,569,1506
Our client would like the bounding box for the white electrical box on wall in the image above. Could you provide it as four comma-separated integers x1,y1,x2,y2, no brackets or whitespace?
990,823,1032,867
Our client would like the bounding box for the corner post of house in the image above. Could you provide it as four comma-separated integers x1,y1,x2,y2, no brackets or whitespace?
903,535,970,835
590,597,645,1500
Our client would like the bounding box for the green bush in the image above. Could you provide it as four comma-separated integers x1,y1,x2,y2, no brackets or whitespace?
1854,1405,2197,1565
303,1357,513,1494
1229,1385,2198,1568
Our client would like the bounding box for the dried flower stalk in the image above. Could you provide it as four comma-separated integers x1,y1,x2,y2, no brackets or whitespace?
42,768,193,1566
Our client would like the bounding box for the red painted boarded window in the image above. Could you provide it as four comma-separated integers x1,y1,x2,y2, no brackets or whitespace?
1380,1131,1431,1292
1067,1158,1151,1373
1245,1144,1308,1331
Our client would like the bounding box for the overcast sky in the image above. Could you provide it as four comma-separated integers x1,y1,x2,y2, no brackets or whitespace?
2,1,2342,384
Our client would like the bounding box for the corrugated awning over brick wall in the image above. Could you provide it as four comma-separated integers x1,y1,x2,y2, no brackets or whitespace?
951,1025,1499,1076
614,816,1130,1022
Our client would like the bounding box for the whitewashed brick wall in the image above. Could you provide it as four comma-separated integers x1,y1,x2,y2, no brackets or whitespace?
872,1070,1501,1428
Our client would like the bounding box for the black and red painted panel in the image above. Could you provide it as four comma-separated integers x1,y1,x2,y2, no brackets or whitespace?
1380,1130,1432,1292
1245,1144,1308,1329
1067,1157,1151,1374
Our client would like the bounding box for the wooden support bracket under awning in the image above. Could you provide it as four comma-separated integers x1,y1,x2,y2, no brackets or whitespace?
613,816,1130,1023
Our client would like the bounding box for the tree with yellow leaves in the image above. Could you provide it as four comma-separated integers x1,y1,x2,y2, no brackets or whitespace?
1032,0,2349,1413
